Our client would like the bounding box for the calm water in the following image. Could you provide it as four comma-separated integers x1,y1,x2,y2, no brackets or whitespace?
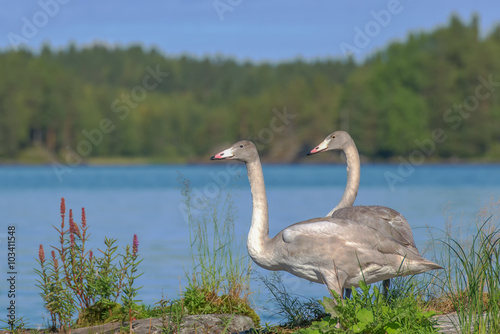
0,163,499,326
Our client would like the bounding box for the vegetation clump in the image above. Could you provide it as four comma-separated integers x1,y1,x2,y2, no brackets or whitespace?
34,198,144,332
180,175,259,327
425,197,500,333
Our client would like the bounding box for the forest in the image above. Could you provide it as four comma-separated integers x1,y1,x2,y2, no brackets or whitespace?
0,15,499,164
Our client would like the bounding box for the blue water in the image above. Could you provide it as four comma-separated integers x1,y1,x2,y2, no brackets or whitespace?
0,163,499,327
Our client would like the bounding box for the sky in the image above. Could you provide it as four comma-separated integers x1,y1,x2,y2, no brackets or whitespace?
0,0,499,62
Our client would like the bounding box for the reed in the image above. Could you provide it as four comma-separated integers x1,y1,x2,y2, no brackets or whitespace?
179,175,259,326
427,197,500,333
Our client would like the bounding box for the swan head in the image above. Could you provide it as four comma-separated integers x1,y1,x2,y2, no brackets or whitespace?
307,130,353,155
210,140,258,163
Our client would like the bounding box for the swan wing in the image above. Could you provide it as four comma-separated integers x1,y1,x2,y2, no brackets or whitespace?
281,217,419,259
333,205,418,250
281,218,348,243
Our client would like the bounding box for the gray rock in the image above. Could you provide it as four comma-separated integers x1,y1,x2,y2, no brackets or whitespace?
434,313,459,334
70,314,254,334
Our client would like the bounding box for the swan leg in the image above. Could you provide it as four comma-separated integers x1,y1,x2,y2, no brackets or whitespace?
343,288,352,299
319,271,346,329
382,279,390,298
320,272,343,300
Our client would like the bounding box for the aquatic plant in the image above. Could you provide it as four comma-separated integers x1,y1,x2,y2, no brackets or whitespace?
34,197,143,331
121,233,144,332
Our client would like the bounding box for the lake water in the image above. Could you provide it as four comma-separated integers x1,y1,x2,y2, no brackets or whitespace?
0,163,499,327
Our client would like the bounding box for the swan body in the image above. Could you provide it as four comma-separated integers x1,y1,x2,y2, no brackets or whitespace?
211,140,441,295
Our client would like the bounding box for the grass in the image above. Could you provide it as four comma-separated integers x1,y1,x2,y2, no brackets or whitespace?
258,272,325,328
257,272,440,334
179,174,259,326
297,281,438,334
424,197,500,333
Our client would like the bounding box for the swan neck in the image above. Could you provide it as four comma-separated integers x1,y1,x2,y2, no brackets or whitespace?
245,159,272,262
328,140,360,216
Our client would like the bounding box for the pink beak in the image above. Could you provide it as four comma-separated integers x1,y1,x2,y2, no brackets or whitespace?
307,140,329,155
211,152,225,160
210,147,234,160
307,147,321,155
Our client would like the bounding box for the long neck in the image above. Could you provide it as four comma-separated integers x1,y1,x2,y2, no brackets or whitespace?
245,158,273,267
327,140,360,216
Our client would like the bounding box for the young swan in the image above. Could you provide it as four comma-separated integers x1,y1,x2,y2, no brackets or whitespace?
211,140,442,298
308,130,422,297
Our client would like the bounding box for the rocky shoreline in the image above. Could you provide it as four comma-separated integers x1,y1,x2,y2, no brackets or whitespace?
0,312,471,334
0,314,254,334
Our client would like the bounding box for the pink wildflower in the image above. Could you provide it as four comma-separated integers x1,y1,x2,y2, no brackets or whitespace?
81,207,87,229
132,234,139,255
69,209,81,237
51,251,58,270
39,244,45,263
60,197,66,229
60,197,66,215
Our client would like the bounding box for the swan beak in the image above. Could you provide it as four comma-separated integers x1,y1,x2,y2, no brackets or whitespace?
210,148,234,160
307,140,329,155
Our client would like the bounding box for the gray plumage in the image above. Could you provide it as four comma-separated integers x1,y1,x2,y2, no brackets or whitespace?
333,205,418,254
211,140,442,297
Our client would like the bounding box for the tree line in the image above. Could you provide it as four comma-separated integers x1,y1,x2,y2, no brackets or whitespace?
1,15,499,163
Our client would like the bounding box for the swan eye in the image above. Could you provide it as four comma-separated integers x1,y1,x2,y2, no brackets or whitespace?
239,145,243,148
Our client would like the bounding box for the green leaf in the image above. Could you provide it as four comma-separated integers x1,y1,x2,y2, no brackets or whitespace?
423,311,437,318
356,308,374,323
321,296,336,314
350,323,366,333
380,305,390,316
384,322,401,334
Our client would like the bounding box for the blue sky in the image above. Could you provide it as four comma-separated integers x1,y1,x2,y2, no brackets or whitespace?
0,0,499,62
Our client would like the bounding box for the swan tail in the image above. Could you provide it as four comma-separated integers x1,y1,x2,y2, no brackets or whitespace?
408,258,443,275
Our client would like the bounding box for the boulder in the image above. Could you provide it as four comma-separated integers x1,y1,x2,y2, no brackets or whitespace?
70,314,254,334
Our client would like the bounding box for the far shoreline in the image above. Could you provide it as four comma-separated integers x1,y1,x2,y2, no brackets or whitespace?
1,158,500,167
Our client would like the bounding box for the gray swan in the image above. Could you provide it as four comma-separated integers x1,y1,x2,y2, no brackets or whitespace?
210,140,442,297
308,130,422,296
